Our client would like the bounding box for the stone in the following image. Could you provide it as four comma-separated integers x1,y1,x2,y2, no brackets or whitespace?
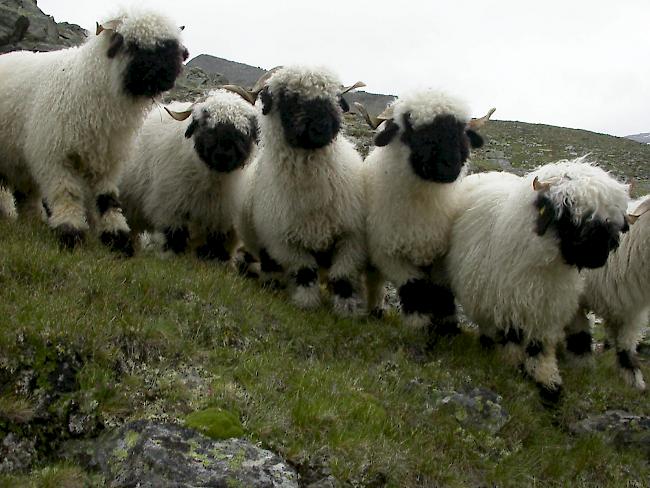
83,420,298,487
435,387,509,434
569,410,650,454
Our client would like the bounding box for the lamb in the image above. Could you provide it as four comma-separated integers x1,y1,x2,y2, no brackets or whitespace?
118,89,259,261
358,91,490,334
233,65,367,316
566,195,650,390
446,158,630,403
0,8,188,254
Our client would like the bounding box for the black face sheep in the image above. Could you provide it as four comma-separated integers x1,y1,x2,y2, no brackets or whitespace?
118,89,259,260
446,158,630,404
0,8,188,254
566,195,649,390
233,66,367,316
360,91,489,333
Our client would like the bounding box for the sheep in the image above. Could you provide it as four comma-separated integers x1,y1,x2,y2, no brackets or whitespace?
566,195,650,390
0,8,188,254
358,91,490,334
118,89,259,261
446,158,630,404
232,65,367,316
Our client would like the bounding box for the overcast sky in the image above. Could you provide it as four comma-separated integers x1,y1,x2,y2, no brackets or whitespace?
40,0,649,137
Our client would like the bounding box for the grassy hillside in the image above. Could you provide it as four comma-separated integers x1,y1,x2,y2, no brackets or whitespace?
1,219,648,487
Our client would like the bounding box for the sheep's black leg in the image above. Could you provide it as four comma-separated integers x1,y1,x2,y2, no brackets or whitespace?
524,339,563,407
163,225,189,254
429,285,460,337
566,330,593,356
196,231,231,261
96,192,134,257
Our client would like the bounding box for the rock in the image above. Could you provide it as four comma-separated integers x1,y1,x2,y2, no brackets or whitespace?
0,433,36,473
83,420,298,487
0,0,86,54
162,66,228,103
569,410,650,454
435,387,509,434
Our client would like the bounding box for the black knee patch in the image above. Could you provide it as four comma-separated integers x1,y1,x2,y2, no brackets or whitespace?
163,226,189,254
295,267,317,287
617,350,640,370
430,285,456,318
55,224,85,250
13,190,26,206
399,279,436,315
100,230,134,257
537,383,563,407
479,334,496,349
566,331,592,356
260,248,283,273
504,327,524,345
196,232,230,261
312,246,335,269
330,278,353,299
526,340,544,357
42,199,52,218
96,193,121,216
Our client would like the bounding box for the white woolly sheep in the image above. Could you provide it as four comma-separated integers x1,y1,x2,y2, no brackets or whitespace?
446,157,630,404
233,65,367,316
118,89,259,260
360,91,489,334
0,8,188,254
566,195,650,390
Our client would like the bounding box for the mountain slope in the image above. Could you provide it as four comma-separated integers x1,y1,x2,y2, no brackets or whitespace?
626,133,650,144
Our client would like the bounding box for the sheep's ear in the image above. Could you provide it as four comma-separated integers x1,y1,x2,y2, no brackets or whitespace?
339,96,350,113
260,86,273,115
374,119,400,147
466,129,484,149
106,32,124,58
185,119,198,139
534,195,557,236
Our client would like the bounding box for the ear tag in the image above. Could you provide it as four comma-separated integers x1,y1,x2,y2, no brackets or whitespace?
539,207,545,216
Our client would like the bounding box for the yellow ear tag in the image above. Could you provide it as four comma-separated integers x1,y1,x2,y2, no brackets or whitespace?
539,207,545,216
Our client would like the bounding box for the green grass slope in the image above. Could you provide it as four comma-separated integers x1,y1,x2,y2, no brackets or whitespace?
1,219,648,487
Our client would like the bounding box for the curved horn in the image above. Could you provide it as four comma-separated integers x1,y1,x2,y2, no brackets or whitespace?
96,19,120,36
221,85,257,105
468,107,496,129
628,198,650,224
164,107,193,121
250,66,283,94
354,103,394,130
340,81,366,95
532,176,553,192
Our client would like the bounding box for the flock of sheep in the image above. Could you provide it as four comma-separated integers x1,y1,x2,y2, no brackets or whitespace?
0,8,647,405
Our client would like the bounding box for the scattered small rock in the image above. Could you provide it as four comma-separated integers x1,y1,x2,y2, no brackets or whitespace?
80,420,298,487
435,387,509,434
569,410,650,454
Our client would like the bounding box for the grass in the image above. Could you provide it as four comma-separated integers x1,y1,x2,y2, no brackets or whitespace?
0,218,648,487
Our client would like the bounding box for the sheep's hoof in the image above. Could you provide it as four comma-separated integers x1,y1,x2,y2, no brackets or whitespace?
621,368,646,391
101,230,134,257
196,244,229,262
369,307,384,320
479,334,496,350
537,383,563,408
55,224,85,250
332,294,364,318
435,318,461,337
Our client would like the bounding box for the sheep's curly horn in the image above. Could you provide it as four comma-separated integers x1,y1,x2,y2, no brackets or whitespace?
627,198,650,224
468,107,496,129
96,19,120,36
340,81,366,95
354,103,394,130
164,107,193,121
532,176,553,192
221,85,257,105
251,66,283,94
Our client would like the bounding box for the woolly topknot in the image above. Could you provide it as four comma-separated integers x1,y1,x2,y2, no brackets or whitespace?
531,156,630,225
102,8,182,47
194,89,258,135
266,65,342,101
391,90,471,129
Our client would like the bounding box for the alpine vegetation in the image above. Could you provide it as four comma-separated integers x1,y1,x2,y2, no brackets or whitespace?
234,66,367,316
0,8,188,254
119,89,259,261
359,91,490,334
446,158,630,404
567,195,650,390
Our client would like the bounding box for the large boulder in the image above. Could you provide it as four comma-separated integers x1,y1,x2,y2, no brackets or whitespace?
0,0,86,54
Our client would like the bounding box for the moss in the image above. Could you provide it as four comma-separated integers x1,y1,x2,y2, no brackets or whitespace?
124,430,140,449
184,408,244,440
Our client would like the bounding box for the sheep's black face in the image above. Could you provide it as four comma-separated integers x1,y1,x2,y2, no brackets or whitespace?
185,114,257,173
121,39,188,98
402,114,481,183
275,90,341,149
535,195,624,269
